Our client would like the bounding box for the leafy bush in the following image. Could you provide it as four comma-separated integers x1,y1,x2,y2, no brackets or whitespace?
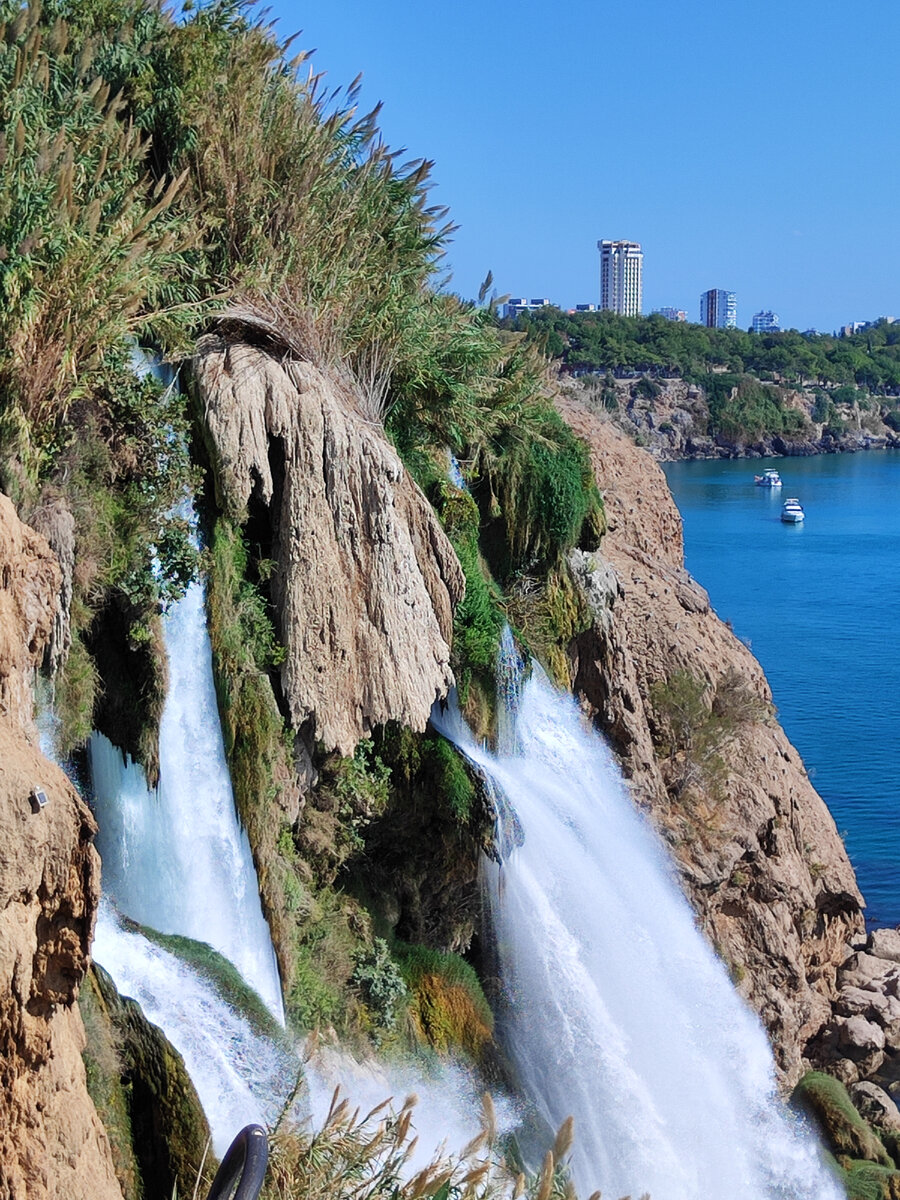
832,385,862,406
351,937,409,1032
812,392,831,423
634,374,662,400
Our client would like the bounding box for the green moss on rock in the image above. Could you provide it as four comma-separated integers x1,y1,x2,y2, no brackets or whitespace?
83,965,214,1200
395,941,494,1061
793,1071,894,1168
79,969,142,1200
127,922,284,1043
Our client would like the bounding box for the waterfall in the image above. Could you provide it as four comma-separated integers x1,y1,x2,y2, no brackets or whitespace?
93,902,294,1156
432,639,841,1200
89,566,285,1024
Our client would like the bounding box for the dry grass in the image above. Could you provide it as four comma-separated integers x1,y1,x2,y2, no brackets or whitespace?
262,1087,589,1200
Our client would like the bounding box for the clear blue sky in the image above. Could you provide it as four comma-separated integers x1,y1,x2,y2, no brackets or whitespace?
263,0,899,334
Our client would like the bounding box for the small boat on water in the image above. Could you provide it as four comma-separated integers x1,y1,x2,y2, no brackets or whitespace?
781,498,804,523
755,469,783,487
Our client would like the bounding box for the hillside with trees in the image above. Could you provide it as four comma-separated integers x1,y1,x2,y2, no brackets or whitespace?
504,309,900,455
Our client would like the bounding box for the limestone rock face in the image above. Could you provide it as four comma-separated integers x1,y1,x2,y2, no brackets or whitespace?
813,928,900,1093
27,496,75,677
196,337,465,755
0,495,121,1200
0,494,63,730
557,400,864,1085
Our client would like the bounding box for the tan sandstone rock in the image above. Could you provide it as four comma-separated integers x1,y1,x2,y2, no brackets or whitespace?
195,336,465,756
557,400,865,1085
0,494,121,1200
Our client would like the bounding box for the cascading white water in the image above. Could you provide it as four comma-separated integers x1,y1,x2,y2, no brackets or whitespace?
93,902,294,1156
433,635,842,1200
89,564,284,1024
94,899,514,1165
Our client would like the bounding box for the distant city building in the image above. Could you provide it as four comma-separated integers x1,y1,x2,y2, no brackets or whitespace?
575,303,597,312
653,307,687,322
700,288,737,329
598,240,643,316
502,297,553,320
752,310,781,334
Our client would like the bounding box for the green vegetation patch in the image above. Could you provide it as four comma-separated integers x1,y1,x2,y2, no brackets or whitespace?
699,373,808,442
480,405,603,579
506,561,593,689
793,1072,894,1169
128,921,284,1043
351,937,409,1035
205,514,374,1035
394,941,494,1060
649,666,768,815
433,481,505,723
838,1159,900,1200
507,307,900,395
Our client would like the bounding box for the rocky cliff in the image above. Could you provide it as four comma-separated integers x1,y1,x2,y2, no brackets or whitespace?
195,333,465,757
559,398,866,1084
0,495,121,1200
568,374,900,461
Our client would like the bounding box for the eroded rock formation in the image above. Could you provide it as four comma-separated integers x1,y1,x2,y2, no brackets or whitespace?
0,494,121,1200
195,335,465,756
558,400,865,1084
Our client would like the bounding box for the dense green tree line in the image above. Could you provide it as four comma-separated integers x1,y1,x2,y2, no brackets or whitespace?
505,308,900,394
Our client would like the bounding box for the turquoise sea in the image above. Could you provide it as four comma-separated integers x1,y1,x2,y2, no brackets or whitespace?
663,451,900,929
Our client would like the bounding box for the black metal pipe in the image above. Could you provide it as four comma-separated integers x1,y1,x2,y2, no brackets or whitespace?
205,1125,269,1200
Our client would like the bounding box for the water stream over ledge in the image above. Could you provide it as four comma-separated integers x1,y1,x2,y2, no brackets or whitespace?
89,561,284,1024
432,635,841,1200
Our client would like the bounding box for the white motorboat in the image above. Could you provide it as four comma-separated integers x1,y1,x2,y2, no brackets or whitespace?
780,498,804,523
755,469,783,487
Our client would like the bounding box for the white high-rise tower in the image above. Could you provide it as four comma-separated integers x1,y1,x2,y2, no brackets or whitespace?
598,239,643,316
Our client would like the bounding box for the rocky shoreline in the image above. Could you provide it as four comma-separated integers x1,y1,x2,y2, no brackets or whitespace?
563,374,900,463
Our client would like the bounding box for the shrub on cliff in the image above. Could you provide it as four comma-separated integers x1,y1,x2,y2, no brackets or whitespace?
394,942,494,1060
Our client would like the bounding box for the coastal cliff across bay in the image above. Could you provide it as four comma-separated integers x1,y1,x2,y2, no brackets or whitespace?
562,372,900,461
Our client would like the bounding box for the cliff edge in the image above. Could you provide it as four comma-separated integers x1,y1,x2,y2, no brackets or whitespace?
559,398,865,1084
0,495,121,1200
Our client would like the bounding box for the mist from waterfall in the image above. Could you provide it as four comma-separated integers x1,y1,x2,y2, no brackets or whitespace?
89,567,284,1023
432,633,841,1200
